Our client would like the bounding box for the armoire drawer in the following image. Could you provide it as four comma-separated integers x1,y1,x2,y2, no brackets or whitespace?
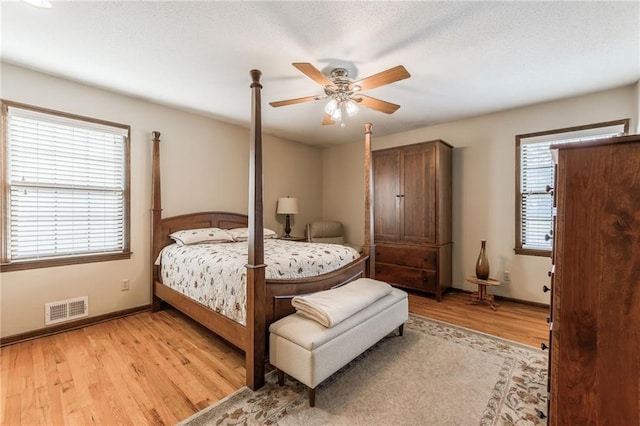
375,263,437,292
375,245,437,269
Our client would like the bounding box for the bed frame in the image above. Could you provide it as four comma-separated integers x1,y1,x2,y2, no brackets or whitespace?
150,70,376,390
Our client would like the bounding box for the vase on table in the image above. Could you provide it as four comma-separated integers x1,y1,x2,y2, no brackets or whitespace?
475,240,490,280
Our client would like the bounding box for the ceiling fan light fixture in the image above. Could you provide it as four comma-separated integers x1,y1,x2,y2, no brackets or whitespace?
325,96,358,123
324,98,339,115
345,99,359,117
330,106,342,122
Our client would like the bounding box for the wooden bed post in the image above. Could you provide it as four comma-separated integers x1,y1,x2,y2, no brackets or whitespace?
363,123,375,278
246,69,266,390
151,131,163,311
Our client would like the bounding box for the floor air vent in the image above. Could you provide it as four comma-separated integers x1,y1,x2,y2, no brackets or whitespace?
45,296,89,325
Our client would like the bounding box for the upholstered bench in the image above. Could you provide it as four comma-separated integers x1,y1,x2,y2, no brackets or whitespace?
269,279,408,406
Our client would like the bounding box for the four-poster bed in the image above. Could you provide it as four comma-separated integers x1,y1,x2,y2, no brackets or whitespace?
150,70,375,390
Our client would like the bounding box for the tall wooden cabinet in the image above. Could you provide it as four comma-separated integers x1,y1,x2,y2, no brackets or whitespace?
547,134,640,424
373,140,453,301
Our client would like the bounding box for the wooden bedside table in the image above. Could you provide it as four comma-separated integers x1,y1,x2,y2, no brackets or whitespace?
465,275,501,310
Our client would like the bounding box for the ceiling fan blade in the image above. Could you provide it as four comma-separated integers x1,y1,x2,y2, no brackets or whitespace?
322,113,335,126
357,95,401,114
269,95,320,108
353,65,410,91
293,63,334,87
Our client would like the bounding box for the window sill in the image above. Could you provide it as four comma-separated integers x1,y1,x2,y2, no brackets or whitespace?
1,251,133,272
514,248,552,258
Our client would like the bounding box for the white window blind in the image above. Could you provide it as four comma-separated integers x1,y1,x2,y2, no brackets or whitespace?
520,140,555,250
6,106,129,261
519,123,626,251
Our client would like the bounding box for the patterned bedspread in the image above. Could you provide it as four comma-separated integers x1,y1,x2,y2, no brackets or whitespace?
157,239,360,325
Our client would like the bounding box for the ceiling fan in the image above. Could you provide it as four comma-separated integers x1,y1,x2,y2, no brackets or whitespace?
269,63,411,126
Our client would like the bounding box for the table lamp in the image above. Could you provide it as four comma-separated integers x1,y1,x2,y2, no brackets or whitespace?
277,196,298,238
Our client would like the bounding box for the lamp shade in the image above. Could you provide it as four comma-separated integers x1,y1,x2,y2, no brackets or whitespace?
277,197,298,215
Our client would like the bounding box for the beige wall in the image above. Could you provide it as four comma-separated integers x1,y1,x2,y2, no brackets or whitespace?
322,84,638,304
321,140,365,237
0,63,322,338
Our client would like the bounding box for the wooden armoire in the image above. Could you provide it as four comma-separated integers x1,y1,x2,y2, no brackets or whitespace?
546,134,640,424
372,140,453,301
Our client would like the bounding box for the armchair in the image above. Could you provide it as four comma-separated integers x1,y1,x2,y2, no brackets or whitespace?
306,221,345,244
306,221,362,253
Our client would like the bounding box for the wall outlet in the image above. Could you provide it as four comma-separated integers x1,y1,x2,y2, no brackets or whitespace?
121,279,130,291
504,271,511,282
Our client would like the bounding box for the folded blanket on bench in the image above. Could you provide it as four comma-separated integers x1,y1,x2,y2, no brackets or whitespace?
291,278,392,328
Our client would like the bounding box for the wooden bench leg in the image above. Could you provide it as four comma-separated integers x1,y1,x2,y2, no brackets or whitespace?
308,387,316,407
399,323,404,336
277,369,284,386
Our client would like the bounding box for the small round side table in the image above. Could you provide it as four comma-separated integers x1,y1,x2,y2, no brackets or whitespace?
465,275,501,310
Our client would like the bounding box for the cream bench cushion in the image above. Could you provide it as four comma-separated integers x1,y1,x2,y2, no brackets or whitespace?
269,285,408,406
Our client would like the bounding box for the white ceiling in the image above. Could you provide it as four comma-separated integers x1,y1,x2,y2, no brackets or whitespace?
2,1,639,146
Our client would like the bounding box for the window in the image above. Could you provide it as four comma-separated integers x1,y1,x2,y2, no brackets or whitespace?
1,101,131,271
515,119,629,257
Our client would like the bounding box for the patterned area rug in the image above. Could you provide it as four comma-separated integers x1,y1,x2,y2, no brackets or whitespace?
179,314,548,425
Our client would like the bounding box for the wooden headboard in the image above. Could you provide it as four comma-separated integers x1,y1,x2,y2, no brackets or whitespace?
153,211,248,258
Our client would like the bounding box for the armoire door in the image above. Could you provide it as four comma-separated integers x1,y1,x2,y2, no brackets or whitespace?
400,142,436,243
373,148,401,241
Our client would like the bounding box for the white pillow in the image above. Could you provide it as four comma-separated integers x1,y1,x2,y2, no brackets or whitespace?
169,228,234,245
228,227,278,242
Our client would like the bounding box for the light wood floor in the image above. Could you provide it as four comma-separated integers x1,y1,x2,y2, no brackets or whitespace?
408,290,549,348
1,290,548,425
